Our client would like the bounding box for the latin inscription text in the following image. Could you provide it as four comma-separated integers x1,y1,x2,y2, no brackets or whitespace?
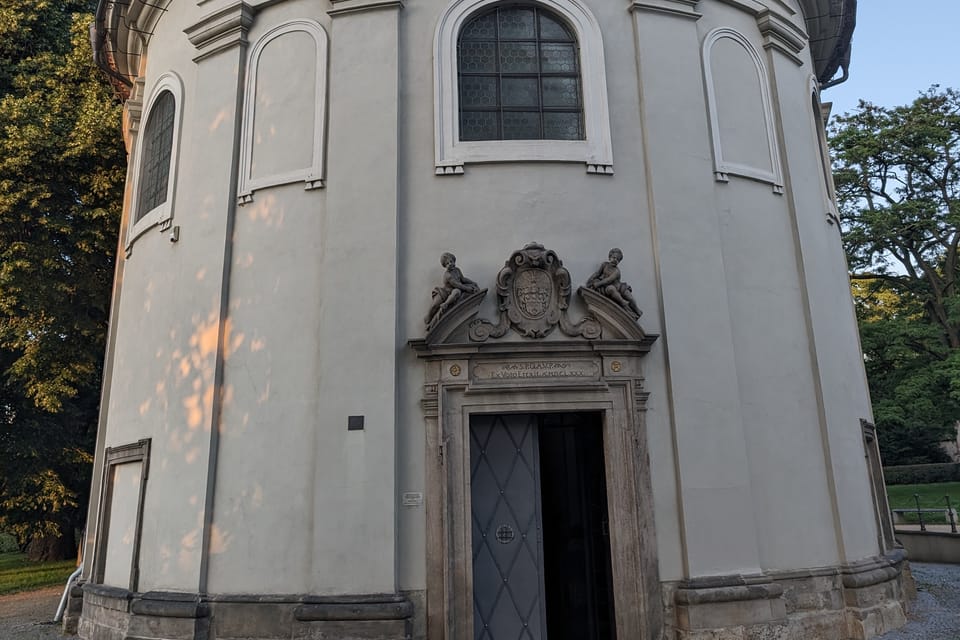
474,360,599,382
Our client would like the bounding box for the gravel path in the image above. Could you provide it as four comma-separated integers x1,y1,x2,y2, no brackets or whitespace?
0,563,957,639
877,562,960,640
0,586,64,640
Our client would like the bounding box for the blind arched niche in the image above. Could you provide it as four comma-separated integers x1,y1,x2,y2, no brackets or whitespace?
703,28,783,193
238,20,328,204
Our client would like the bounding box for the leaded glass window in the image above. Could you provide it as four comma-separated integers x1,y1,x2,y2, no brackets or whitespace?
458,6,584,141
136,91,176,221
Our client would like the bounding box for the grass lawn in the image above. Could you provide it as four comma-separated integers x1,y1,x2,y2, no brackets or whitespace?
885,482,960,526
0,533,77,596
0,553,77,595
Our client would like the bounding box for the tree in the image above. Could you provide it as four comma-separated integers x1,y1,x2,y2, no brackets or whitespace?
0,2,125,560
831,87,960,465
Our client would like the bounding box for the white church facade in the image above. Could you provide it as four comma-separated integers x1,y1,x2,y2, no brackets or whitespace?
76,0,911,638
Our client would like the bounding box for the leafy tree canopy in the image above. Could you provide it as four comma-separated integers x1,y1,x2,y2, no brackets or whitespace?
0,2,125,560
831,87,960,465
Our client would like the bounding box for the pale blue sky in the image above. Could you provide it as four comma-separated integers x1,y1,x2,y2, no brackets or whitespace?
820,0,959,117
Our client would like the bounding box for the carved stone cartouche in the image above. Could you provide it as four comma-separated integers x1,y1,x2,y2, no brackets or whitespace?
585,248,642,319
469,243,600,341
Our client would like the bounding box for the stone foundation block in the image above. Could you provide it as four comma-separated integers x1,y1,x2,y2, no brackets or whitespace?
78,587,413,640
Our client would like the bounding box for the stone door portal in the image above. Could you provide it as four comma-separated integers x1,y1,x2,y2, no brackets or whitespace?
470,413,615,640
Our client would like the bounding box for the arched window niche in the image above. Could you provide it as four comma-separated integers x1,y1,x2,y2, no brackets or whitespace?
809,76,840,225
702,28,784,194
434,0,613,175
237,20,328,205
127,72,184,250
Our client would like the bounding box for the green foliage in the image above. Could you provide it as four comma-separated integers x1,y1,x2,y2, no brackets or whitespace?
0,551,75,595
831,87,960,465
0,532,17,553
883,463,960,485
0,1,96,95
0,4,124,558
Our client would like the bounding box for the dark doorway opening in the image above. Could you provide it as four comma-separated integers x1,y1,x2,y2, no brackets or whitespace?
539,412,616,640
470,412,616,640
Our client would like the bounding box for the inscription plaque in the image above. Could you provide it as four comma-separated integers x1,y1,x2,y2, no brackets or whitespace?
402,492,424,507
472,360,600,382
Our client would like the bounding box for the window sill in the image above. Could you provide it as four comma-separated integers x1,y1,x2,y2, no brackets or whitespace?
435,139,613,175
125,203,173,255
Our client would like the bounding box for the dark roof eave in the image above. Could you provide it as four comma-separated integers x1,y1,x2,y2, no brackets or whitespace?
798,0,857,88
92,1,133,98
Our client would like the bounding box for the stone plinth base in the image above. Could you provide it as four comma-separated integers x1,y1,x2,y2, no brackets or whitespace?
62,583,85,634
841,553,910,639
669,551,910,640
78,584,413,640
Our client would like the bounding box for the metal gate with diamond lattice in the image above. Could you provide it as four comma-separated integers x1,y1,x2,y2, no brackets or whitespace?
470,413,547,640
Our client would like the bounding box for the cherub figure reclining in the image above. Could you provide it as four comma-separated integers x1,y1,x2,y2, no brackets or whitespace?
586,248,642,317
426,252,480,330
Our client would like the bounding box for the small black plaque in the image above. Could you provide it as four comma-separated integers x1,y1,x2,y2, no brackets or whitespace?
347,415,364,431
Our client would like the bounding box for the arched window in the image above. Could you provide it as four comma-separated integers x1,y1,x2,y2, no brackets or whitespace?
434,0,613,174
458,5,583,142
127,72,184,249
810,79,839,224
136,91,175,220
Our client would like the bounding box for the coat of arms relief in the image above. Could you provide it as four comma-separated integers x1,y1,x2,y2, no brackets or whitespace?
424,242,647,344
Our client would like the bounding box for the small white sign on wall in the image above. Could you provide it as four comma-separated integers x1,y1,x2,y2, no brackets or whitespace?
402,492,424,507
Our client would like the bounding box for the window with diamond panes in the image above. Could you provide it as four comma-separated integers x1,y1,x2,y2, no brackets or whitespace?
136,90,176,221
458,6,583,141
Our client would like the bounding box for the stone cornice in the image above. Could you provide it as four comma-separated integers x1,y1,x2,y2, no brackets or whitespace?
327,0,405,17
629,0,701,19
757,9,807,65
183,1,255,61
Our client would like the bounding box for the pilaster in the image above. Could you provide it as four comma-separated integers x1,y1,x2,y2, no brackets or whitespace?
762,26,880,565
182,0,254,594
313,0,403,594
630,0,765,584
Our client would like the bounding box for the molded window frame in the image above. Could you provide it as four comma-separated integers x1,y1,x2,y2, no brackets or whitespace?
702,28,784,193
127,73,184,250
434,0,613,175
237,20,329,204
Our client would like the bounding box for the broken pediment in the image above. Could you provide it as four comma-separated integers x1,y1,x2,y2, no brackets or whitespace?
418,243,658,348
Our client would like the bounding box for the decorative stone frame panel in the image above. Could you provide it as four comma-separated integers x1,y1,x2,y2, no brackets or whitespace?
91,439,151,592
412,341,662,640
237,20,329,204
126,73,185,250
861,420,897,554
702,28,784,193
433,0,614,175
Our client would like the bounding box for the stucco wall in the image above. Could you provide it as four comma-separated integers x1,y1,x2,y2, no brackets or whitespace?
87,0,881,608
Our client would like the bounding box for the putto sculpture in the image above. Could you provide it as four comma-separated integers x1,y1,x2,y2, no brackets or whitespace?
586,247,642,318
425,252,479,331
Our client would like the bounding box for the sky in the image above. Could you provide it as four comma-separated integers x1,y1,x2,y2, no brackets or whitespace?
820,0,960,117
